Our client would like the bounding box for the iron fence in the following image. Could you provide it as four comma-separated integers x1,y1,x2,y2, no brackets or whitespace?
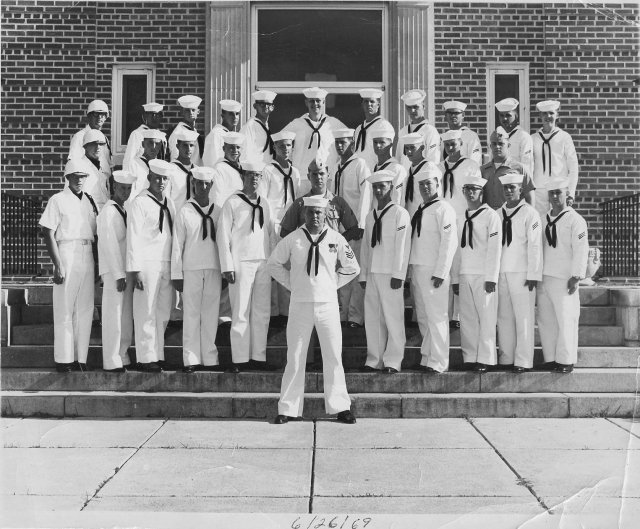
1,192,41,276
601,193,640,277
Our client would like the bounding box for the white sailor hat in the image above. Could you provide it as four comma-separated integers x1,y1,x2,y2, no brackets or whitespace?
302,87,328,99
495,98,519,112
309,155,328,171
222,131,244,145
332,128,355,140
460,173,487,189
175,128,199,143
87,100,109,115
401,89,426,106
112,170,136,185
142,129,166,141
492,126,509,139
303,196,329,208
148,159,177,177
544,177,570,190
401,132,423,145
358,88,383,99
272,130,296,142
443,100,467,112
82,129,106,145
441,129,463,142
371,122,395,140
242,160,265,173
220,99,241,112
64,158,89,177
367,170,395,185
536,100,560,112
142,102,163,113
414,163,442,183
191,166,215,183
498,171,524,185
252,90,277,103
178,95,202,109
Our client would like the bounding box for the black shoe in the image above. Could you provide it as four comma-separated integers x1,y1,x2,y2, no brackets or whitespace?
55,362,74,373
103,367,126,373
183,365,200,374
347,321,363,329
360,365,378,373
201,365,224,372
139,362,162,373
555,363,574,373
473,363,488,373
336,410,357,424
225,364,240,374
248,360,277,371
156,360,170,371
449,320,460,329
537,362,557,371
275,415,291,424
512,366,527,374
384,367,399,374
460,362,475,371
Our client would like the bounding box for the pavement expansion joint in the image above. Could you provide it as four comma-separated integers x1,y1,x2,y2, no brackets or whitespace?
308,420,317,514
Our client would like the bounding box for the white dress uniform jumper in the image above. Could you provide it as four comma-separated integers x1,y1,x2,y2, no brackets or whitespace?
353,116,394,171
170,160,195,212
39,188,98,365
451,205,502,365
409,199,458,372
240,117,275,165
217,193,274,363
126,190,176,364
210,159,243,208
360,202,412,370
374,158,408,207
537,207,589,365
97,200,133,370
202,123,230,168
442,127,482,165
268,225,359,417
497,200,542,369
504,126,533,174
69,125,112,179
123,125,168,172
171,199,222,367
438,157,481,221
396,120,441,166
168,122,203,166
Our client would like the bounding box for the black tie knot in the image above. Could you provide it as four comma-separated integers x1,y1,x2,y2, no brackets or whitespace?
442,158,465,198
538,130,560,176
272,162,295,205
461,207,484,249
334,159,354,195
371,206,392,247
501,205,524,246
237,194,264,232
191,202,216,241
354,117,381,152
545,210,568,248
411,199,438,238
405,160,427,205
303,228,328,276
147,194,173,234
304,117,327,149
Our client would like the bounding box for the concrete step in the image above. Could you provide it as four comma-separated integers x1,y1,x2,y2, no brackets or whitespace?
1,390,636,418
2,345,638,369
2,367,637,394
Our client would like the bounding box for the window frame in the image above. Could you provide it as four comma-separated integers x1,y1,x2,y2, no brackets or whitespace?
486,62,530,141
111,63,156,161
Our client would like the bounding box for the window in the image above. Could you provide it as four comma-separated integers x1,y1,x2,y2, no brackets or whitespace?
111,64,156,162
252,3,387,131
486,63,530,140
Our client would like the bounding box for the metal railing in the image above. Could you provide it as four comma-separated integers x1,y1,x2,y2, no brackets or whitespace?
601,193,640,277
1,192,41,276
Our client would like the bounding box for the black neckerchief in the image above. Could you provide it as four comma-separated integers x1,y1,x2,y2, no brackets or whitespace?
405,159,427,205
442,157,466,198
113,202,127,227
146,194,173,233
255,119,275,157
190,201,216,241
223,159,242,172
173,161,194,200
354,116,382,152
538,129,561,176
371,203,393,247
408,121,425,134
461,206,487,249
334,158,355,195
304,116,327,149
374,159,392,171
272,162,295,205
545,210,569,248
501,203,524,246
236,193,264,232
302,227,328,276
411,198,439,238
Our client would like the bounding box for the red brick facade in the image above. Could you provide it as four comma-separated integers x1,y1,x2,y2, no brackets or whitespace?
1,1,638,274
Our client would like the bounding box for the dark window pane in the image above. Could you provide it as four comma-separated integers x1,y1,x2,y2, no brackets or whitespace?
121,75,147,144
267,93,364,133
257,9,382,82
494,74,520,127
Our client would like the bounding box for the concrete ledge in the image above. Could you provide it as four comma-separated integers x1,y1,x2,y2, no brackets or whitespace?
566,393,639,418
579,287,610,306
610,288,640,307
1,393,65,417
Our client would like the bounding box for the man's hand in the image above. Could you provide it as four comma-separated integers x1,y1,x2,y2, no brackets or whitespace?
452,283,459,296
431,276,444,288
134,272,144,291
223,271,235,284
116,278,127,292
53,264,65,285
172,279,184,293
359,281,366,290
485,281,496,293
524,279,538,292
390,278,403,290
568,276,580,295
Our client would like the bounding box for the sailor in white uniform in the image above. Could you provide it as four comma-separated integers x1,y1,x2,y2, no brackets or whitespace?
537,177,589,373
218,160,274,371
68,99,112,180
401,132,433,219
531,100,580,218
128,129,167,203
268,196,359,425
284,87,346,192
170,128,199,212
496,172,543,373
123,102,167,171
331,128,371,327
240,90,277,165
371,123,406,205
352,88,393,171
360,170,411,373
97,170,136,372
494,98,533,173
210,131,245,208
203,99,242,168
442,101,482,165
171,166,223,373
409,165,457,373
39,159,98,372
451,174,502,372
167,95,203,165
126,159,178,372
68,128,111,209
396,89,441,166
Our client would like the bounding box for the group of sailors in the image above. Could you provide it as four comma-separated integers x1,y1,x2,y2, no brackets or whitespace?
39,87,588,424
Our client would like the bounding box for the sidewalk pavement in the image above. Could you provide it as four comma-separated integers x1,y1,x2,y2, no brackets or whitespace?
1,417,639,528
